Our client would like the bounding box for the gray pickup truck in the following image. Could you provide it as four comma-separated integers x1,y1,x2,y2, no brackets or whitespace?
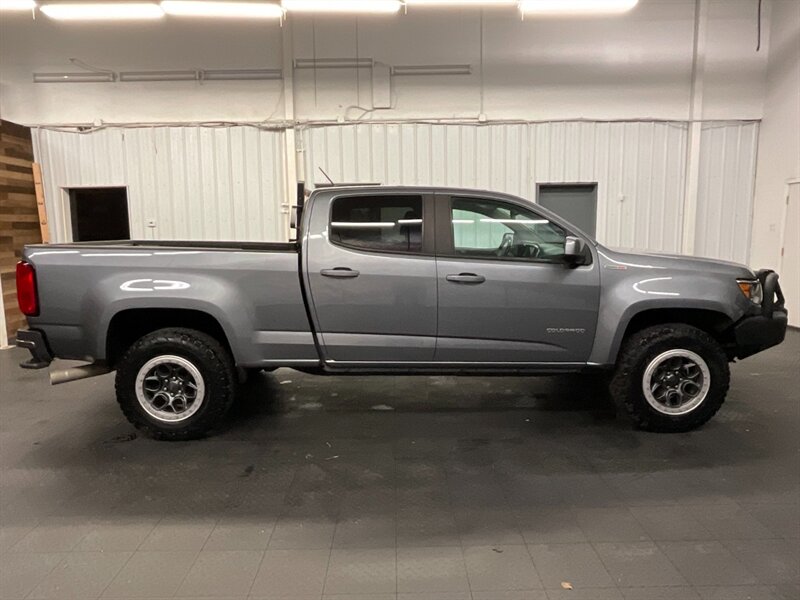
16,185,788,440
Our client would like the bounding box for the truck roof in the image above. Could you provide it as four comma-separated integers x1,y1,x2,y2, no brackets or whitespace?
309,184,527,198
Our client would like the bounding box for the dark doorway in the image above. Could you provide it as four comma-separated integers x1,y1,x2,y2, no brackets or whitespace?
537,183,598,238
69,187,130,242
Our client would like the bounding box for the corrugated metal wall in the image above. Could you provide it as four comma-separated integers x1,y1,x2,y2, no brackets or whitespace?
301,121,758,262
695,122,759,263
32,120,759,263
32,126,287,243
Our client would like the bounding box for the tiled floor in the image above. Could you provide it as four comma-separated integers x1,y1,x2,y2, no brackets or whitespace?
1,332,798,600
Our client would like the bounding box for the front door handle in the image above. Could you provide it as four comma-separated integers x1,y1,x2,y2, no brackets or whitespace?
446,273,486,284
321,267,360,278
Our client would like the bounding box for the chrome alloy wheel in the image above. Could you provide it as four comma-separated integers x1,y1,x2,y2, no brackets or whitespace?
135,355,205,423
642,349,711,416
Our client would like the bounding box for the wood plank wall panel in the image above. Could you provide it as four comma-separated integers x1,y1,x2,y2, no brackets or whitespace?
1,120,42,342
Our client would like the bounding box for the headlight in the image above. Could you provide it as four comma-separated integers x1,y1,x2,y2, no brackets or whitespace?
737,279,763,305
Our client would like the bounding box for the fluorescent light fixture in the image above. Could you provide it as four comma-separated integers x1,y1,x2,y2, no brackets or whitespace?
519,0,638,15
161,1,283,18
392,64,471,76
0,0,36,11
294,58,373,69
282,0,401,13
405,0,515,5
40,2,164,20
203,68,282,80
33,72,116,83
119,70,198,81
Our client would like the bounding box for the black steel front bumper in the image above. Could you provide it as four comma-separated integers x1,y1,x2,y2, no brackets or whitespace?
733,270,788,360
16,329,53,369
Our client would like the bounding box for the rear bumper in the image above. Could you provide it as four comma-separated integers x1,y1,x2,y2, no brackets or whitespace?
16,329,53,369
733,269,789,360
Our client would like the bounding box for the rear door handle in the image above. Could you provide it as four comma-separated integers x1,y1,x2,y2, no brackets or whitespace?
446,273,486,284
321,267,360,278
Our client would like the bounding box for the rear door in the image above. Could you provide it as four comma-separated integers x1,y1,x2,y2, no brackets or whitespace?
305,192,437,364
434,193,600,364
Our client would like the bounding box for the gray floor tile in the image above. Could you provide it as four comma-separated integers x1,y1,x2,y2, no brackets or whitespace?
28,551,130,599
620,588,701,599
397,507,460,547
0,524,36,554
594,542,688,588
176,550,262,597
473,592,548,600
102,550,198,597
740,503,800,539
398,594,471,600
397,546,469,593
515,508,588,544
528,543,614,589
203,521,274,551
547,589,623,600
332,516,396,548
685,505,776,540
324,548,396,594
269,516,337,549
453,508,524,546
0,552,64,599
9,518,95,553
723,538,800,584
694,585,789,599
324,595,395,600
628,506,713,541
576,509,650,543
138,519,216,551
463,545,542,591
249,548,330,596
658,541,757,586
76,520,159,552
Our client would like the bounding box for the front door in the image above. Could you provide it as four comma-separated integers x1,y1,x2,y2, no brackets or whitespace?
305,192,437,364
435,194,600,364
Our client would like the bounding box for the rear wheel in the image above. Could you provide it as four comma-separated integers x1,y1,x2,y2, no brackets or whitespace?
610,324,729,432
115,327,236,440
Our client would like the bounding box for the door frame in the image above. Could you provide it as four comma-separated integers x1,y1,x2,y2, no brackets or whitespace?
535,181,599,239
778,178,800,272
59,185,132,242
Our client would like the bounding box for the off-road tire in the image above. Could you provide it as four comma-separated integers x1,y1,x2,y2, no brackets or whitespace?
610,323,730,432
115,327,236,440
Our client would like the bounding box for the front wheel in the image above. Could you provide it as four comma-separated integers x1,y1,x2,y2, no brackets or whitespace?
115,328,236,440
610,324,730,432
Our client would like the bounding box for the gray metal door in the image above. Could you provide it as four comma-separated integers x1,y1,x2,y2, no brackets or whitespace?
435,194,600,364
305,193,437,364
538,184,598,237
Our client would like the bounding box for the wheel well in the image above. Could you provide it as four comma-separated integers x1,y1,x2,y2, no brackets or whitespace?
105,308,232,368
621,308,736,354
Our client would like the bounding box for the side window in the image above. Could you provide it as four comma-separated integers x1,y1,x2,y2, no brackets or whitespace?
451,196,567,262
330,195,423,253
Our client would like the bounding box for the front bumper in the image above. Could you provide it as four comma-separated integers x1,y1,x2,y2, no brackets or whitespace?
733,269,788,360
16,329,53,369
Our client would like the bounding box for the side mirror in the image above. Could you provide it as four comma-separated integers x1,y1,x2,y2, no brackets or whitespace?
564,236,588,266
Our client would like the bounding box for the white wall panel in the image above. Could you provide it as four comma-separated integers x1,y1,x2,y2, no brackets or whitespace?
302,121,691,254
695,122,759,264
32,126,287,243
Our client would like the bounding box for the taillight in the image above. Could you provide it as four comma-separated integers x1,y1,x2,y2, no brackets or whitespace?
16,261,39,317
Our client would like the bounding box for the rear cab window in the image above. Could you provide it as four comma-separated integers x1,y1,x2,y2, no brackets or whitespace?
330,195,424,254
